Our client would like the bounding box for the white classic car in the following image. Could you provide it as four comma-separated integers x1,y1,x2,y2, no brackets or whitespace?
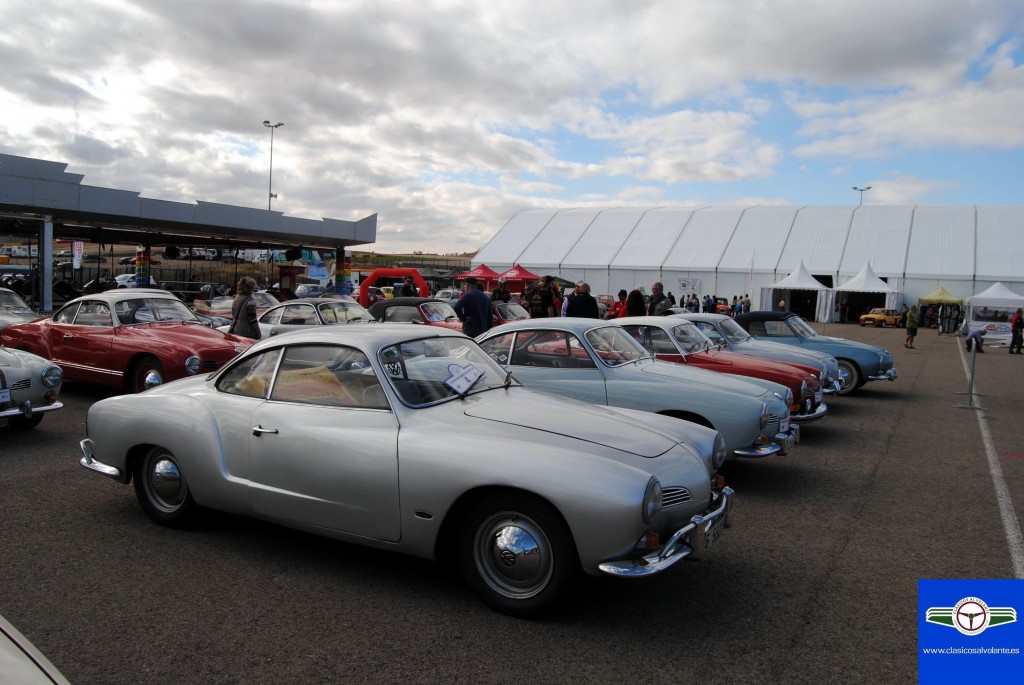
477,319,799,461
80,326,734,617
0,345,63,429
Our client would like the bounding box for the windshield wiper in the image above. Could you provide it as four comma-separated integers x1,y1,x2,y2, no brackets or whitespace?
459,371,485,399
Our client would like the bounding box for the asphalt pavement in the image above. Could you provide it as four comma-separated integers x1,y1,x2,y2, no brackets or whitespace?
0,322,1021,684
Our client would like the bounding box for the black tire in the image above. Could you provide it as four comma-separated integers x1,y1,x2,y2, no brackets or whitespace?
130,355,164,393
836,360,860,395
9,414,44,430
133,446,198,527
457,493,578,617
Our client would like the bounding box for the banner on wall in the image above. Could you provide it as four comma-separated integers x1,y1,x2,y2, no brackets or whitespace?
674,278,701,294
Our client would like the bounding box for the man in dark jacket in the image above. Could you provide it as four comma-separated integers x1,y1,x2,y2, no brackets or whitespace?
566,282,600,318
452,276,493,337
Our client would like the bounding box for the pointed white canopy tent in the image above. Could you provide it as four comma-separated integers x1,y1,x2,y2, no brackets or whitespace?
761,259,830,322
832,262,900,311
965,282,1024,344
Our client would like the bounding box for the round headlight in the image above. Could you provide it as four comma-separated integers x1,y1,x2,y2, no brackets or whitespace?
712,432,727,470
185,355,201,375
759,401,769,429
41,365,62,388
642,478,663,524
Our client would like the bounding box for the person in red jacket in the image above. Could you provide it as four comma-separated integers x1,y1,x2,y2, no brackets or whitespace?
605,289,628,319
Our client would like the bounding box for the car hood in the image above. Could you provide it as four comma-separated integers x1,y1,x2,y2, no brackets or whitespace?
810,335,888,354
462,392,681,458
0,310,43,326
698,348,812,379
0,345,47,369
637,359,770,397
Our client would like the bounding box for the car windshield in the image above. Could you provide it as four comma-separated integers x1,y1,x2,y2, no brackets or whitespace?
317,301,373,322
670,322,713,353
494,302,529,320
718,317,753,343
420,301,458,322
378,337,510,406
583,326,650,366
0,289,30,310
114,297,200,325
788,316,819,337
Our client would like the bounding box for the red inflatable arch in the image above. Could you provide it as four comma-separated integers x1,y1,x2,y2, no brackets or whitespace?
358,268,431,307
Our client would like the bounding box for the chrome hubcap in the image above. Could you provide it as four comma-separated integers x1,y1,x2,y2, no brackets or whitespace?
143,370,162,390
475,513,552,599
150,457,183,509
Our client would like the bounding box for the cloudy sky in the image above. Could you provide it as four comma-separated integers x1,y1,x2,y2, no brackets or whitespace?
2,0,1022,254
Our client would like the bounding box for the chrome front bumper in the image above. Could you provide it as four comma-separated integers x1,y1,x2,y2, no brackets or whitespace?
79,438,123,480
868,367,898,382
821,378,843,395
598,487,734,577
0,400,63,419
792,402,828,424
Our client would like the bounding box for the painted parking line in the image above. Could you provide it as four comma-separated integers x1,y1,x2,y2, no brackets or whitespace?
958,344,1024,578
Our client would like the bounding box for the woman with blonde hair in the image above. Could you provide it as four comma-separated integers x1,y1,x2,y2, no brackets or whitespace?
229,276,261,340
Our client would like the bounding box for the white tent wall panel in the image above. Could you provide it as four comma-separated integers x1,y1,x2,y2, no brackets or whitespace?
663,208,743,271
606,269,662,296
581,268,612,295
905,206,976,279
902,278,975,304
516,209,601,271
560,207,648,270
719,206,800,272
975,207,1024,281
610,208,698,269
472,209,558,267
777,207,853,275
840,206,913,276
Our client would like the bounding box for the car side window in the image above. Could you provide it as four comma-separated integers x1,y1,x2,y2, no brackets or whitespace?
693,321,725,344
53,302,81,324
478,333,515,364
217,349,282,399
763,321,792,336
513,330,596,368
621,325,676,355
270,344,389,409
260,308,283,325
748,321,767,336
281,304,317,325
74,301,113,327
385,306,421,323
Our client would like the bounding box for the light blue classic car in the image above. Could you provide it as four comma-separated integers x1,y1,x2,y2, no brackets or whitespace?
734,311,896,395
477,319,799,461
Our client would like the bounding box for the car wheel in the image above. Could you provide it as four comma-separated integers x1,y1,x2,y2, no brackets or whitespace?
133,446,197,527
875,319,884,328
130,355,164,393
9,414,44,430
837,360,860,395
457,493,577,617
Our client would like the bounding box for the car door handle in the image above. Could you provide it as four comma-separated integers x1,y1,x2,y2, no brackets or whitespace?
252,425,279,436
64,333,73,339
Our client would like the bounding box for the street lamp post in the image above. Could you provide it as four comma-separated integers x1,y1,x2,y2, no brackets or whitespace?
853,186,871,206
263,120,284,211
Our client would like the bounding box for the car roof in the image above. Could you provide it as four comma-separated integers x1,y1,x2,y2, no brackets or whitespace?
242,321,467,350
610,315,696,327
734,311,798,325
63,290,183,305
482,317,620,337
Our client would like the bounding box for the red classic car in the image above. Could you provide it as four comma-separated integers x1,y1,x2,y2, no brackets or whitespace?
0,291,253,393
614,316,828,423
368,297,464,331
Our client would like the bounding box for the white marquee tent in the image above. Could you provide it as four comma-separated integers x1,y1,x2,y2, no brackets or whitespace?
474,206,1024,313
965,282,1024,344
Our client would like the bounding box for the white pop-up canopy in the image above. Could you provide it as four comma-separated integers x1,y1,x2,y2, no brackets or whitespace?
761,259,831,321
965,282,1024,344
832,262,899,311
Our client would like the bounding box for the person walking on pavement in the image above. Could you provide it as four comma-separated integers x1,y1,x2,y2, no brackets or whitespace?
566,282,600,318
904,305,918,348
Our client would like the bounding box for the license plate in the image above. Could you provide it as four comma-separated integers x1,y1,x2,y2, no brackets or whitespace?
0,388,9,403
701,514,725,554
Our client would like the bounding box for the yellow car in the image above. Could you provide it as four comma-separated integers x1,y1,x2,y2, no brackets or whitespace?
859,308,902,327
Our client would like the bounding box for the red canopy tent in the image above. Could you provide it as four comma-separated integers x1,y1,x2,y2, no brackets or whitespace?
495,264,541,293
454,263,502,290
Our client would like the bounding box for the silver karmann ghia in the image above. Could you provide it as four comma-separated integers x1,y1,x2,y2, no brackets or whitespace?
80,326,734,616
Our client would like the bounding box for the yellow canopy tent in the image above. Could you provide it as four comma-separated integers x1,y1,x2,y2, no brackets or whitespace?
919,287,962,304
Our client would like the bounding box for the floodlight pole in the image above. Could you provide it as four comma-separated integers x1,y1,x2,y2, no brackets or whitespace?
853,186,871,206
263,121,284,211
